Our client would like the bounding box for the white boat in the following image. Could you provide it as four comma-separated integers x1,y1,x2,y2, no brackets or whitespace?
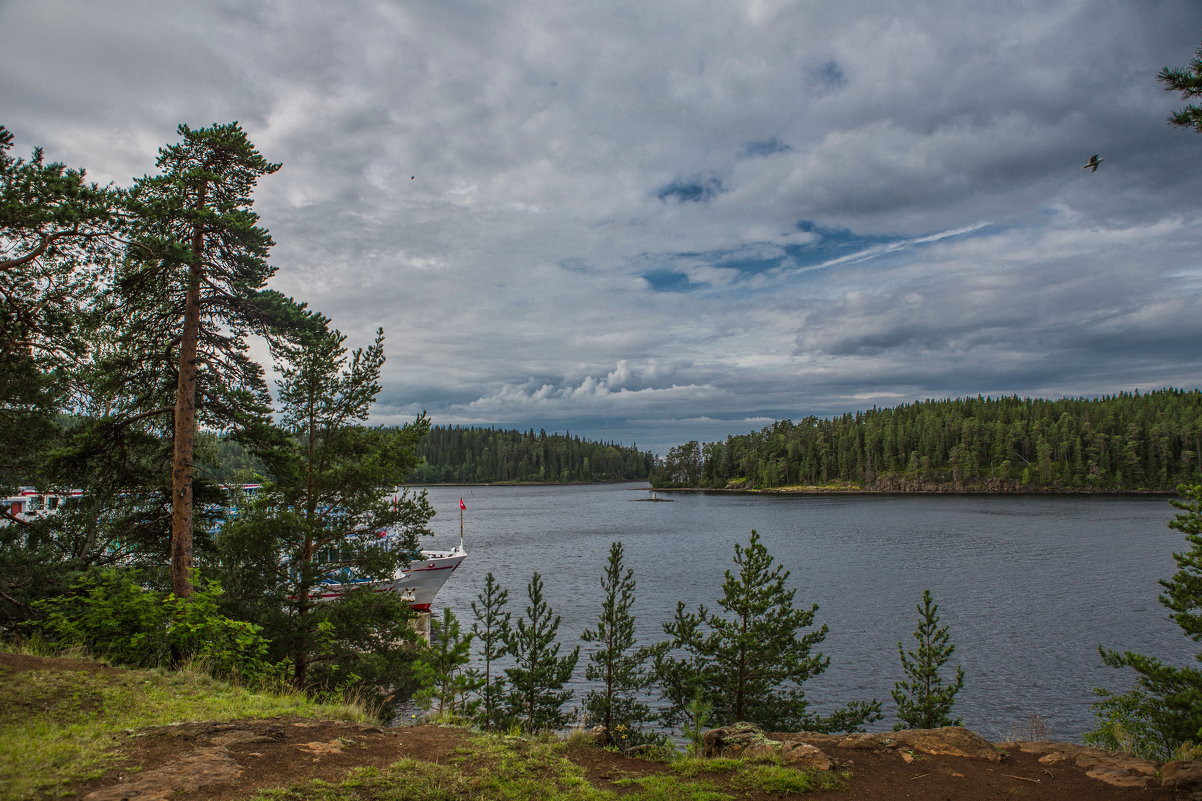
309,543,467,611
3,487,82,522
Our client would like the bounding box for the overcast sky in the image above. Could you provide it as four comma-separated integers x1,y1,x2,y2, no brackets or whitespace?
3,0,1201,454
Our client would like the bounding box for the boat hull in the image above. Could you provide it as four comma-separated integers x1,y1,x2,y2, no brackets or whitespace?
310,547,466,611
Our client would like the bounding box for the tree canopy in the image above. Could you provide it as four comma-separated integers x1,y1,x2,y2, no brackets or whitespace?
409,425,653,484
1160,39,1202,134
652,390,1202,493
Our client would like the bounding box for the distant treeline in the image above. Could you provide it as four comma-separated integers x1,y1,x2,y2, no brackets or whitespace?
651,389,1202,492
406,426,655,484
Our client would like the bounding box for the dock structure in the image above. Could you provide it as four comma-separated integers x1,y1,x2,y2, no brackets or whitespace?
412,611,431,645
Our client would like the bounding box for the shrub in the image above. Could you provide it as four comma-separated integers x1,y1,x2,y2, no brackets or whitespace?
32,569,269,680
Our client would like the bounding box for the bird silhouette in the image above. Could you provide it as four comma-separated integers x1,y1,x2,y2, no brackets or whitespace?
1083,154,1103,172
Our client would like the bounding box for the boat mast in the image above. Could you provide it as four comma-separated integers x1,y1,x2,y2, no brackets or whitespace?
459,497,466,552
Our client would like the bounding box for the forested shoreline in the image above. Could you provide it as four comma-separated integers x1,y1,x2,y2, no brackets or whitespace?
406,425,654,484
651,389,1202,493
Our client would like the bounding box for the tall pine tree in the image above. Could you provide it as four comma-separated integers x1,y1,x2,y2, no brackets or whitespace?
217,315,432,687
891,589,964,730
114,123,280,598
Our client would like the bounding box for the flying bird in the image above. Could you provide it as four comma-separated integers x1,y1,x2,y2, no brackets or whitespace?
1083,154,1103,172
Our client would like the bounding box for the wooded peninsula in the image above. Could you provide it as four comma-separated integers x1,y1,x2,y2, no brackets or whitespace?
649,389,1202,493
407,426,656,484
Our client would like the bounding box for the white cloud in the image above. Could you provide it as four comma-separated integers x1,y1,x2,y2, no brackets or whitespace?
2,0,1201,455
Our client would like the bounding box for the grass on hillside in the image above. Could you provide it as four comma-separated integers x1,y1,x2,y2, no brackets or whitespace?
0,645,369,801
3,646,843,801
250,731,843,801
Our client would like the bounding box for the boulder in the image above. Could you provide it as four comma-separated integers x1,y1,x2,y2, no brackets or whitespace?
701,722,833,769
702,721,780,760
1161,760,1202,800
891,727,1001,761
778,741,835,771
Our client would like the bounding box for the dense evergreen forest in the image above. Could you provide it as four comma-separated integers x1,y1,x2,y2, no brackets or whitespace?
651,389,1202,492
406,426,654,484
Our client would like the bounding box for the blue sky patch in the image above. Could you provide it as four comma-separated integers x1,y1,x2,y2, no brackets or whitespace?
787,220,893,268
642,269,707,292
813,59,847,92
742,137,791,157
656,176,725,203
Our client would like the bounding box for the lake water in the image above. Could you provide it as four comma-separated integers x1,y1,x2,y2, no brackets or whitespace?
413,482,1194,742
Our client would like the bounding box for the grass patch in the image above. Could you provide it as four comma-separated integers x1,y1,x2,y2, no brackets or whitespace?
251,760,470,800
251,733,617,801
0,650,368,801
663,756,844,796
460,732,613,801
668,756,745,777
731,763,846,794
613,774,733,801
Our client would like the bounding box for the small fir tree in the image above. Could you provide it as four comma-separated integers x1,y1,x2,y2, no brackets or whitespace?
892,589,965,730
1090,484,1202,758
581,542,654,747
502,571,580,733
654,530,880,732
471,571,511,730
414,608,482,721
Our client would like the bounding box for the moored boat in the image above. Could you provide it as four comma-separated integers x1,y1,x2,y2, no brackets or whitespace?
309,543,467,611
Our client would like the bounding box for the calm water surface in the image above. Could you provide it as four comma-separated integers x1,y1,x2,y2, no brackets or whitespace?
413,483,1191,741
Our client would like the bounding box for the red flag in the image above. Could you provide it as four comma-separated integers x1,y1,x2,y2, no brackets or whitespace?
459,498,466,510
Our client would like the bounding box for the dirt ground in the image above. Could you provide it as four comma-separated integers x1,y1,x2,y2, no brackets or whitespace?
65,719,1180,801
12,654,1180,801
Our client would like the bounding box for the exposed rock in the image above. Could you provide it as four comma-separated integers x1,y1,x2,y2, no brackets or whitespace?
210,728,284,746
1161,759,1202,800
702,721,833,768
775,727,998,762
83,746,242,801
892,727,1001,761
778,741,834,771
777,731,894,751
702,722,779,760
299,739,346,757
1001,740,1158,789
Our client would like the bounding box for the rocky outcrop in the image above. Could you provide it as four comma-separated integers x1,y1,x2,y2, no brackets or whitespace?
702,723,1000,770
1002,740,1159,789
893,727,1002,760
699,722,1202,794
1161,759,1202,800
701,722,834,769
774,726,1000,762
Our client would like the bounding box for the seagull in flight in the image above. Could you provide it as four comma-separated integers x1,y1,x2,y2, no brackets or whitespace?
1083,154,1103,172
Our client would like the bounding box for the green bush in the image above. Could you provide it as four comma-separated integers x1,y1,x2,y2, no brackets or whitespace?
32,569,270,680
1084,688,1176,760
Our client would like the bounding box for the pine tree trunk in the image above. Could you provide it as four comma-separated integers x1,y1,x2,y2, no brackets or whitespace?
170,185,206,600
